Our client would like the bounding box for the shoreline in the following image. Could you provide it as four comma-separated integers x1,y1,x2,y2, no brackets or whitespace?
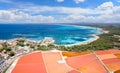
55,25,108,47
56,34,100,47
0,25,108,47
57,27,109,47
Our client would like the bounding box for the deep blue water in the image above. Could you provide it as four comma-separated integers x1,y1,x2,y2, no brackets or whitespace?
0,24,102,45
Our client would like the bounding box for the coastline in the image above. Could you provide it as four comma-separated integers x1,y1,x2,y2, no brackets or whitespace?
0,25,108,47
58,26,109,47
57,34,100,47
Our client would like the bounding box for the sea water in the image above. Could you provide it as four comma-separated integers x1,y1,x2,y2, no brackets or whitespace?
0,24,102,46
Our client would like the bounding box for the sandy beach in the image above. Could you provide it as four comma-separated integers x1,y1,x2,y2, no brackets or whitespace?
61,27,109,47
61,34,100,47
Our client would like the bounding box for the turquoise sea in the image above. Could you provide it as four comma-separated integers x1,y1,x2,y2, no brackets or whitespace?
0,24,102,46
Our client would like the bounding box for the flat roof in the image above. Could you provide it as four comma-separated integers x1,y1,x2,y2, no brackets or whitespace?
12,52,47,73
11,49,120,73
66,54,96,68
66,54,107,73
42,52,71,73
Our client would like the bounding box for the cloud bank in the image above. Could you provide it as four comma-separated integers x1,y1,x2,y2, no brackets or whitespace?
0,1,120,23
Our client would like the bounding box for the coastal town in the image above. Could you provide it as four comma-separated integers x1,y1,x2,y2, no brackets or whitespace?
0,34,120,73
0,37,55,73
0,0,120,72
0,25,120,73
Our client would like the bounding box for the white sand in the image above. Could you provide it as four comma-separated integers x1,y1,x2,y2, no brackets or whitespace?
56,27,109,47
61,34,100,47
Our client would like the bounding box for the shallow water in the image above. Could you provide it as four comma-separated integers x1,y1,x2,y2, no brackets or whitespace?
0,24,102,46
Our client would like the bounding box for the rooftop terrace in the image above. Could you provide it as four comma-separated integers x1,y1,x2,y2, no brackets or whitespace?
8,49,120,73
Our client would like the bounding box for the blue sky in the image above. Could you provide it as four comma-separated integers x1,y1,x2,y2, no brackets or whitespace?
0,0,120,23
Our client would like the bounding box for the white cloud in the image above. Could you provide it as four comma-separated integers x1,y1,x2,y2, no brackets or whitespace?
74,0,85,4
56,0,64,3
0,10,55,23
0,1,120,23
19,6,98,15
97,2,114,10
